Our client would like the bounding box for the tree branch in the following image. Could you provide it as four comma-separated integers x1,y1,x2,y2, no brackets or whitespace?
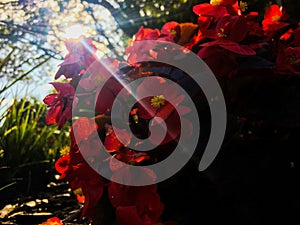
0,56,51,95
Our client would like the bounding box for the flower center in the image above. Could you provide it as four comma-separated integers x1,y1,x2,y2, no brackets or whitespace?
272,15,281,22
169,29,177,35
60,146,70,156
210,0,222,6
151,95,165,108
217,28,227,38
289,55,300,65
73,187,83,195
239,1,248,12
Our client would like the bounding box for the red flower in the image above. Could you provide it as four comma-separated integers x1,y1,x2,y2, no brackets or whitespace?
79,58,119,91
104,124,149,170
72,117,98,142
161,22,200,48
133,26,160,41
126,27,164,64
65,163,104,219
108,180,163,225
126,23,199,64
55,36,97,79
104,124,131,153
161,21,181,43
276,47,300,75
200,15,256,55
69,128,86,165
216,15,248,42
262,4,288,32
193,0,238,21
76,164,104,219
55,154,70,177
94,76,125,114
136,77,191,145
43,82,75,128
71,118,103,158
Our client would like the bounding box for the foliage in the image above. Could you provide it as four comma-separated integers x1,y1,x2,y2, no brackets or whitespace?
0,97,70,193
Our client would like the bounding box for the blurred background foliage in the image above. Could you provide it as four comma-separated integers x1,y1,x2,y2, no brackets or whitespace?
0,97,70,197
0,97,70,167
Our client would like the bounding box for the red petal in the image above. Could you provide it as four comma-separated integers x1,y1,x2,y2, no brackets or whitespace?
152,102,175,125
45,103,62,125
206,5,229,21
79,164,104,219
50,82,75,96
177,105,191,115
80,58,119,90
72,117,97,143
43,93,57,105
161,22,180,38
95,77,124,114
55,154,70,175
79,138,102,157
54,63,82,79
193,3,214,16
134,26,160,41
60,53,81,66
150,112,180,145
104,128,123,153
216,15,248,42
280,28,294,41
163,83,178,100
113,127,131,147
138,97,157,119
264,4,282,21
76,194,85,203
197,16,213,31
263,21,288,31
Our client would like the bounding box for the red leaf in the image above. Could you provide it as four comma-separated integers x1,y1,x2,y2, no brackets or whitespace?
220,44,256,55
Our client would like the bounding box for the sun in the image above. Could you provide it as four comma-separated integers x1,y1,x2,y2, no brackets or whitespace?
61,24,91,39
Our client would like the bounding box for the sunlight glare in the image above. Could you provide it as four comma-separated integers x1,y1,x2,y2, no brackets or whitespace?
62,24,90,39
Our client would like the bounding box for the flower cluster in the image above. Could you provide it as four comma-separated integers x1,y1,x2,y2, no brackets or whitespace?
44,1,300,224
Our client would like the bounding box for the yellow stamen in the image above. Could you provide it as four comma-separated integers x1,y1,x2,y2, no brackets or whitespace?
151,95,165,108
73,187,83,195
60,146,70,156
272,15,281,22
210,0,222,6
290,56,300,65
239,1,248,12
217,28,227,38
169,29,177,35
